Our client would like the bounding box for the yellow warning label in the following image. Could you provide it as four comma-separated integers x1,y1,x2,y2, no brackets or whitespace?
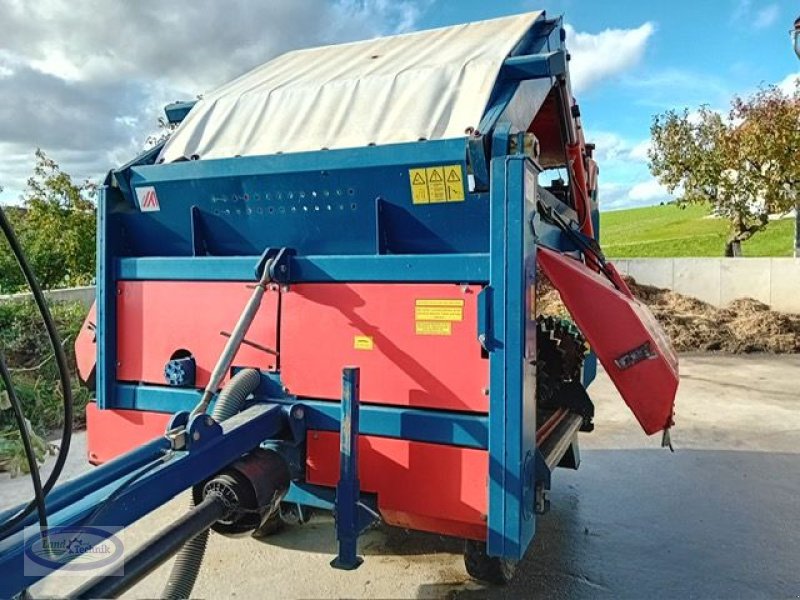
415,298,464,322
408,164,465,204
415,321,452,336
425,167,447,203
353,335,374,350
444,165,465,202
409,169,429,204
416,299,464,307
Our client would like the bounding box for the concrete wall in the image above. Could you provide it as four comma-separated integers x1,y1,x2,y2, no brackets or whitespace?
0,285,95,307
612,258,800,313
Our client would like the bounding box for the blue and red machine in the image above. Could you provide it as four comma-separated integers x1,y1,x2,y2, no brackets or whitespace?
0,11,678,596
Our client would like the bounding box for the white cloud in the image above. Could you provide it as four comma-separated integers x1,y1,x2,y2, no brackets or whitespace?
754,4,780,29
778,72,800,95
0,0,426,201
566,22,655,94
629,140,651,162
629,179,671,203
598,178,674,211
587,131,650,165
732,1,781,30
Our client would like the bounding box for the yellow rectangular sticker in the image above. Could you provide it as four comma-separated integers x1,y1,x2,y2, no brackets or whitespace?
408,164,465,204
415,321,452,336
353,335,374,350
414,298,464,322
415,299,465,307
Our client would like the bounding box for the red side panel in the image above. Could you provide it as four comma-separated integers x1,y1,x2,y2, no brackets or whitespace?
537,247,679,435
281,284,487,412
75,302,97,385
307,431,487,539
116,281,279,387
86,402,171,464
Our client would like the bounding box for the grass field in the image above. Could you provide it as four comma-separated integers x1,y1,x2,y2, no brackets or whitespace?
600,204,795,257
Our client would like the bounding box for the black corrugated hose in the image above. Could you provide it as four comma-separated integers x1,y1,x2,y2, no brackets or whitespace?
161,368,262,600
0,205,73,537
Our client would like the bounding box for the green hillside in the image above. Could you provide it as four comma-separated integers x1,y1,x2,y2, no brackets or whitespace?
600,204,795,258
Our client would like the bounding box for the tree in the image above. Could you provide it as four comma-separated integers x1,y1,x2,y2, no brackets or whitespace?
0,150,96,292
648,83,800,256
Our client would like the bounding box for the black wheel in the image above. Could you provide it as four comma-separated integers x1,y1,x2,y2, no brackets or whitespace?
464,539,517,585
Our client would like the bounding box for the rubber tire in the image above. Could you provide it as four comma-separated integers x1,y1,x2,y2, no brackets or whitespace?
464,539,517,585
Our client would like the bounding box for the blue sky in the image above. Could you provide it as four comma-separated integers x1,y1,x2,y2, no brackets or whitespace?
0,1,797,210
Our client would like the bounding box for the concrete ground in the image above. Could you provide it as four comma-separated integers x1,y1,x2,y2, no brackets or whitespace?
6,354,799,599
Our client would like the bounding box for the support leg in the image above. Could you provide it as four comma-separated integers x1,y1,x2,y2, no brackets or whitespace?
331,367,363,570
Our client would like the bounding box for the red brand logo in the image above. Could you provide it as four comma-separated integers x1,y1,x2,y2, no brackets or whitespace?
136,186,160,212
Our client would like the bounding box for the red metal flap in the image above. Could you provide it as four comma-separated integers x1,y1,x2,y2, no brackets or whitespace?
537,247,678,435
75,301,97,385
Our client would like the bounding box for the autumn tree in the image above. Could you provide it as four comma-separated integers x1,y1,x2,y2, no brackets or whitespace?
0,150,96,292
648,83,800,256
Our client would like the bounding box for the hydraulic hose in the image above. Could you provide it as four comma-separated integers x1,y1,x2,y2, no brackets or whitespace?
0,205,73,537
0,352,47,531
161,368,261,600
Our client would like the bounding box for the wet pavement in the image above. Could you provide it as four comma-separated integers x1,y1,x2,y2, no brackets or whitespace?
9,354,800,599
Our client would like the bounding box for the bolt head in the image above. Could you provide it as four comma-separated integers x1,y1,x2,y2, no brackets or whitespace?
192,431,200,441
293,407,305,420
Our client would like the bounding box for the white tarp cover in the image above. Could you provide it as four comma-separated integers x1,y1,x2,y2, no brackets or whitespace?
158,11,542,162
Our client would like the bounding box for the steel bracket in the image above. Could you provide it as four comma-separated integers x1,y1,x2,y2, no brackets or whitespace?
255,247,295,282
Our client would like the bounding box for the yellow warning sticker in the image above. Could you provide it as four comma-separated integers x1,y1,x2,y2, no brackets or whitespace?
409,168,429,204
408,164,465,204
353,335,374,350
415,300,464,322
416,299,465,307
415,321,452,336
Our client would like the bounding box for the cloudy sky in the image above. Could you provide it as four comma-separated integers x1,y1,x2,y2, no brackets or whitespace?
0,0,798,209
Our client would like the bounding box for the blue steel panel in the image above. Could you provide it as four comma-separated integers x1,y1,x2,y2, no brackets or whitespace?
500,51,567,80
117,139,489,257
96,186,118,409
113,384,488,449
486,156,538,560
479,17,563,134
116,254,490,283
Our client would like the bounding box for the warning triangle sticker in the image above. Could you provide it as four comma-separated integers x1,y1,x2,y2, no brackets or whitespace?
429,170,443,182
447,169,461,182
413,173,426,185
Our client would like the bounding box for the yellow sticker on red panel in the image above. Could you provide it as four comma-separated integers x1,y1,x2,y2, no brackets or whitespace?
415,321,452,336
414,298,464,322
353,335,374,350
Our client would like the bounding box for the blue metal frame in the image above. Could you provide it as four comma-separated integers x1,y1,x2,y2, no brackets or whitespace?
331,367,365,569
89,10,576,561
486,155,539,559
113,383,488,449
117,254,490,283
